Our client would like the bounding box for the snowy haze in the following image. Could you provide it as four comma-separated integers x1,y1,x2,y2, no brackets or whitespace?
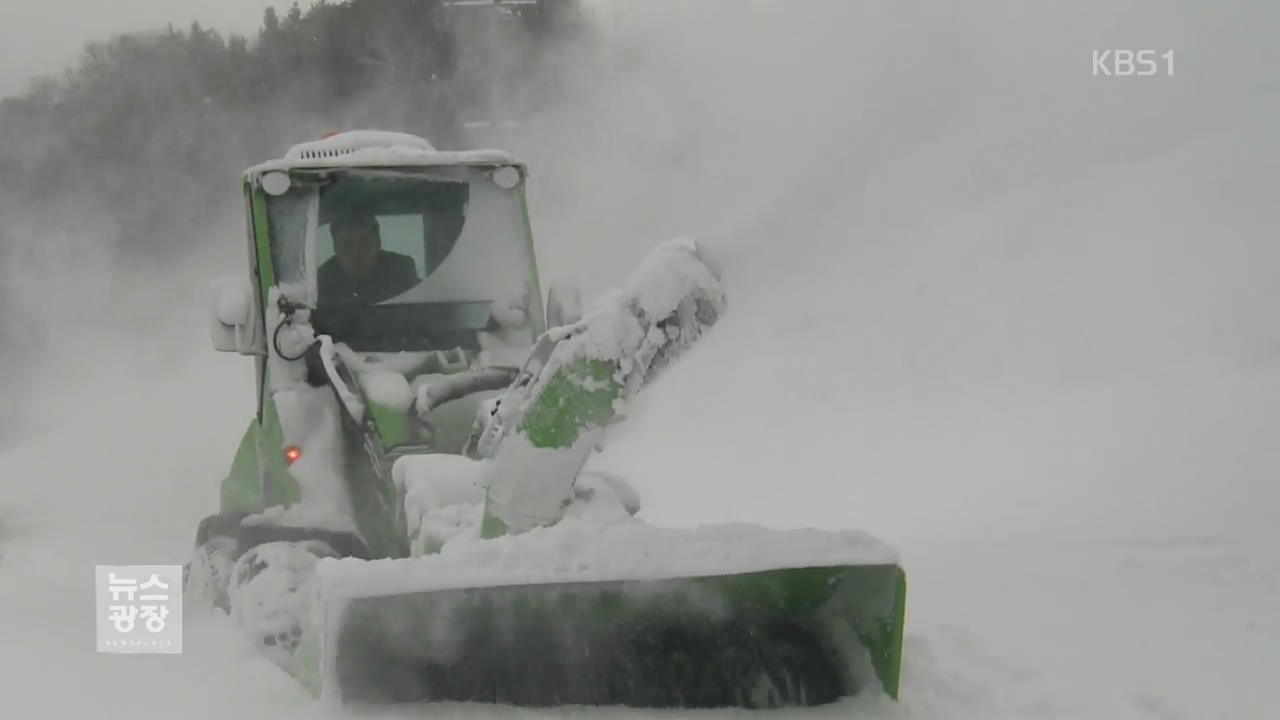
3,1,1279,719
0,0,288,97
547,1,1280,542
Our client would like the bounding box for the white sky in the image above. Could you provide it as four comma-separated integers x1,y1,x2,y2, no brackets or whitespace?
1,0,289,97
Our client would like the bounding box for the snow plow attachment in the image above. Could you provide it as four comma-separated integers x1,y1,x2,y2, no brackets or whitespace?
322,562,906,707
305,239,907,708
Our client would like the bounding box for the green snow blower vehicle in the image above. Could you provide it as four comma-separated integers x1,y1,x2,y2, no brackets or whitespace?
187,130,907,709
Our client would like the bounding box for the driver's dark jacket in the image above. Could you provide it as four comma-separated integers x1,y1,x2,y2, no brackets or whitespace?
317,251,419,304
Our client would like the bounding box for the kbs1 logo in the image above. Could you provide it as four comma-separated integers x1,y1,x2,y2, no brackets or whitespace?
1092,50,1174,77
95,565,183,654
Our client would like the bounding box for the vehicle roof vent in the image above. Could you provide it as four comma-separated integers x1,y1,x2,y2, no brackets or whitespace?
284,131,435,162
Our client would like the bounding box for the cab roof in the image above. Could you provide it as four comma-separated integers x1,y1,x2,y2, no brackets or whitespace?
244,130,523,184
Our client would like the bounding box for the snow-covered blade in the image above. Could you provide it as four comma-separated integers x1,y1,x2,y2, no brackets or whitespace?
323,560,905,708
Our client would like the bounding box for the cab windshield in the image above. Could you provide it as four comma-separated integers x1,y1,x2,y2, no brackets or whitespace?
265,166,543,352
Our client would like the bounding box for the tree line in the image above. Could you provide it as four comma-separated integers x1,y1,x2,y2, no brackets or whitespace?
0,0,580,260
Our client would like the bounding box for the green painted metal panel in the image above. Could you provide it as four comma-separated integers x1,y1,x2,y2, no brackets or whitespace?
367,402,412,449
249,186,276,293
516,185,547,336
518,358,619,449
258,393,301,508
219,420,264,514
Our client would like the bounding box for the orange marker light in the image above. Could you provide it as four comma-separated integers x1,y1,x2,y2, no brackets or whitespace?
284,446,303,465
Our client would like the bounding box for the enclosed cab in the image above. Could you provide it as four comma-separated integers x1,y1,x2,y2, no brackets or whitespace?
209,131,557,558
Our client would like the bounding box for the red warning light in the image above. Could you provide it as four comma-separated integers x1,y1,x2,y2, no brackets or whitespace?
284,446,303,465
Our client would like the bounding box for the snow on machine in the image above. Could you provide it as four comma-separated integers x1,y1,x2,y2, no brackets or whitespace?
188,130,907,709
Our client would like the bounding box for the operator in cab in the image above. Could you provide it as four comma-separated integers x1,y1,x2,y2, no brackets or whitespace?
317,211,419,304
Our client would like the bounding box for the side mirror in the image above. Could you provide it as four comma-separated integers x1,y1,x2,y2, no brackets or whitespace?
546,284,582,329
210,280,263,355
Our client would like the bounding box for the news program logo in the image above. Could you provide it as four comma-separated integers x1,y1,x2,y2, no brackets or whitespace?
95,565,183,654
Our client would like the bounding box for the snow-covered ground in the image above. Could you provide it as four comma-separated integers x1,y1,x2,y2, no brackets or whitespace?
3,1,1279,718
